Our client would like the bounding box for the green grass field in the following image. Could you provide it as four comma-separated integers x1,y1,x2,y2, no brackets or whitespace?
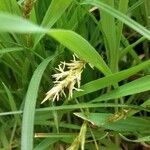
0,0,150,149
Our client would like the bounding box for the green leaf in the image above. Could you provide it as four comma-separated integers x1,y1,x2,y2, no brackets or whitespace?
48,29,111,75
0,47,23,54
42,0,72,27
34,138,58,150
127,0,144,13
2,82,20,124
92,74,150,103
0,0,21,15
1,103,150,117
74,113,150,132
100,0,118,72
0,13,110,76
33,0,72,48
0,13,47,33
135,135,150,142
74,60,150,98
0,13,111,76
0,126,9,148
21,56,54,150
82,0,150,40
120,36,146,58
119,134,150,142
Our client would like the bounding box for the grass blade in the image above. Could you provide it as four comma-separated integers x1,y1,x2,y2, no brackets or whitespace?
0,13,47,33
74,59,150,98
48,29,111,75
74,112,150,132
1,103,150,117
2,82,20,125
100,0,117,72
21,56,54,150
82,0,150,40
92,74,150,103
0,47,23,54
33,0,72,48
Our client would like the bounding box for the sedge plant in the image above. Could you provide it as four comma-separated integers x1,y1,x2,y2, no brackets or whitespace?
0,0,150,150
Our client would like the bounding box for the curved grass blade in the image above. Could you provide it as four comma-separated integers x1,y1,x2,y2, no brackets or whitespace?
0,47,23,54
119,134,150,143
48,29,111,75
82,0,150,40
92,74,150,103
0,13,47,33
34,138,58,150
33,0,72,48
2,82,20,124
0,0,21,15
74,112,150,132
1,103,150,117
21,56,54,150
74,59,150,98
0,14,110,75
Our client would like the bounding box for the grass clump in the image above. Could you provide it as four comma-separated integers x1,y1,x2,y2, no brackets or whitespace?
0,0,150,150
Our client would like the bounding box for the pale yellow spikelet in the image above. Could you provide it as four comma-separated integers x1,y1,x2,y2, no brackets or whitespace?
41,55,85,104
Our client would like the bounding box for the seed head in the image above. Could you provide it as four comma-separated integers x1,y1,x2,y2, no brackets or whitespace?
41,55,85,104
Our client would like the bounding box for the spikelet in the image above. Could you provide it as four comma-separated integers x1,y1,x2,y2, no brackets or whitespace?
41,55,85,104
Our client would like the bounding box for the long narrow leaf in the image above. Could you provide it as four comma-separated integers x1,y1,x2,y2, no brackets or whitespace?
33,0,72,48
48,29,111,75
92,74,150,103
21,56,54,150
1,103,150,117
82,0,150,40
0,13,47,33
74,60,150,98
74,113,150,132
0,47,23,54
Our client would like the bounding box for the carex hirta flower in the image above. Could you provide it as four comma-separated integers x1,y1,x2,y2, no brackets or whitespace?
41,55,85,104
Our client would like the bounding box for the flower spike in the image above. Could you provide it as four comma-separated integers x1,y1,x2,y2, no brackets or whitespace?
41,55,85,104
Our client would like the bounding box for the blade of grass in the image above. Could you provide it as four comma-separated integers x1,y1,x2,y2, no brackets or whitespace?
1,103,150,117
2,82,20,124
0,14,110,75
0,13,47,33
48,29,111,75
92,74,150,103
0,0,21,15
82,0,150,40
127,0,144,13
120,36,146,58
74,59,150,98
74,112,150,132
0,126,9,149
144,0,150,29
0,47,23,54
33,0,72,48
120,35,141,63
116,0,129,52
119,134,150,143
100,0,118,72
21,56,54,150
34,138,58,150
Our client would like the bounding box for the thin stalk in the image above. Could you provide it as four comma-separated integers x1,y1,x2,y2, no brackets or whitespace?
143,0,150,59
120,36,146,58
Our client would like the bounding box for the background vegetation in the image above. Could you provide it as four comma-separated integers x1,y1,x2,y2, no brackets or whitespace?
0,0,150,149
